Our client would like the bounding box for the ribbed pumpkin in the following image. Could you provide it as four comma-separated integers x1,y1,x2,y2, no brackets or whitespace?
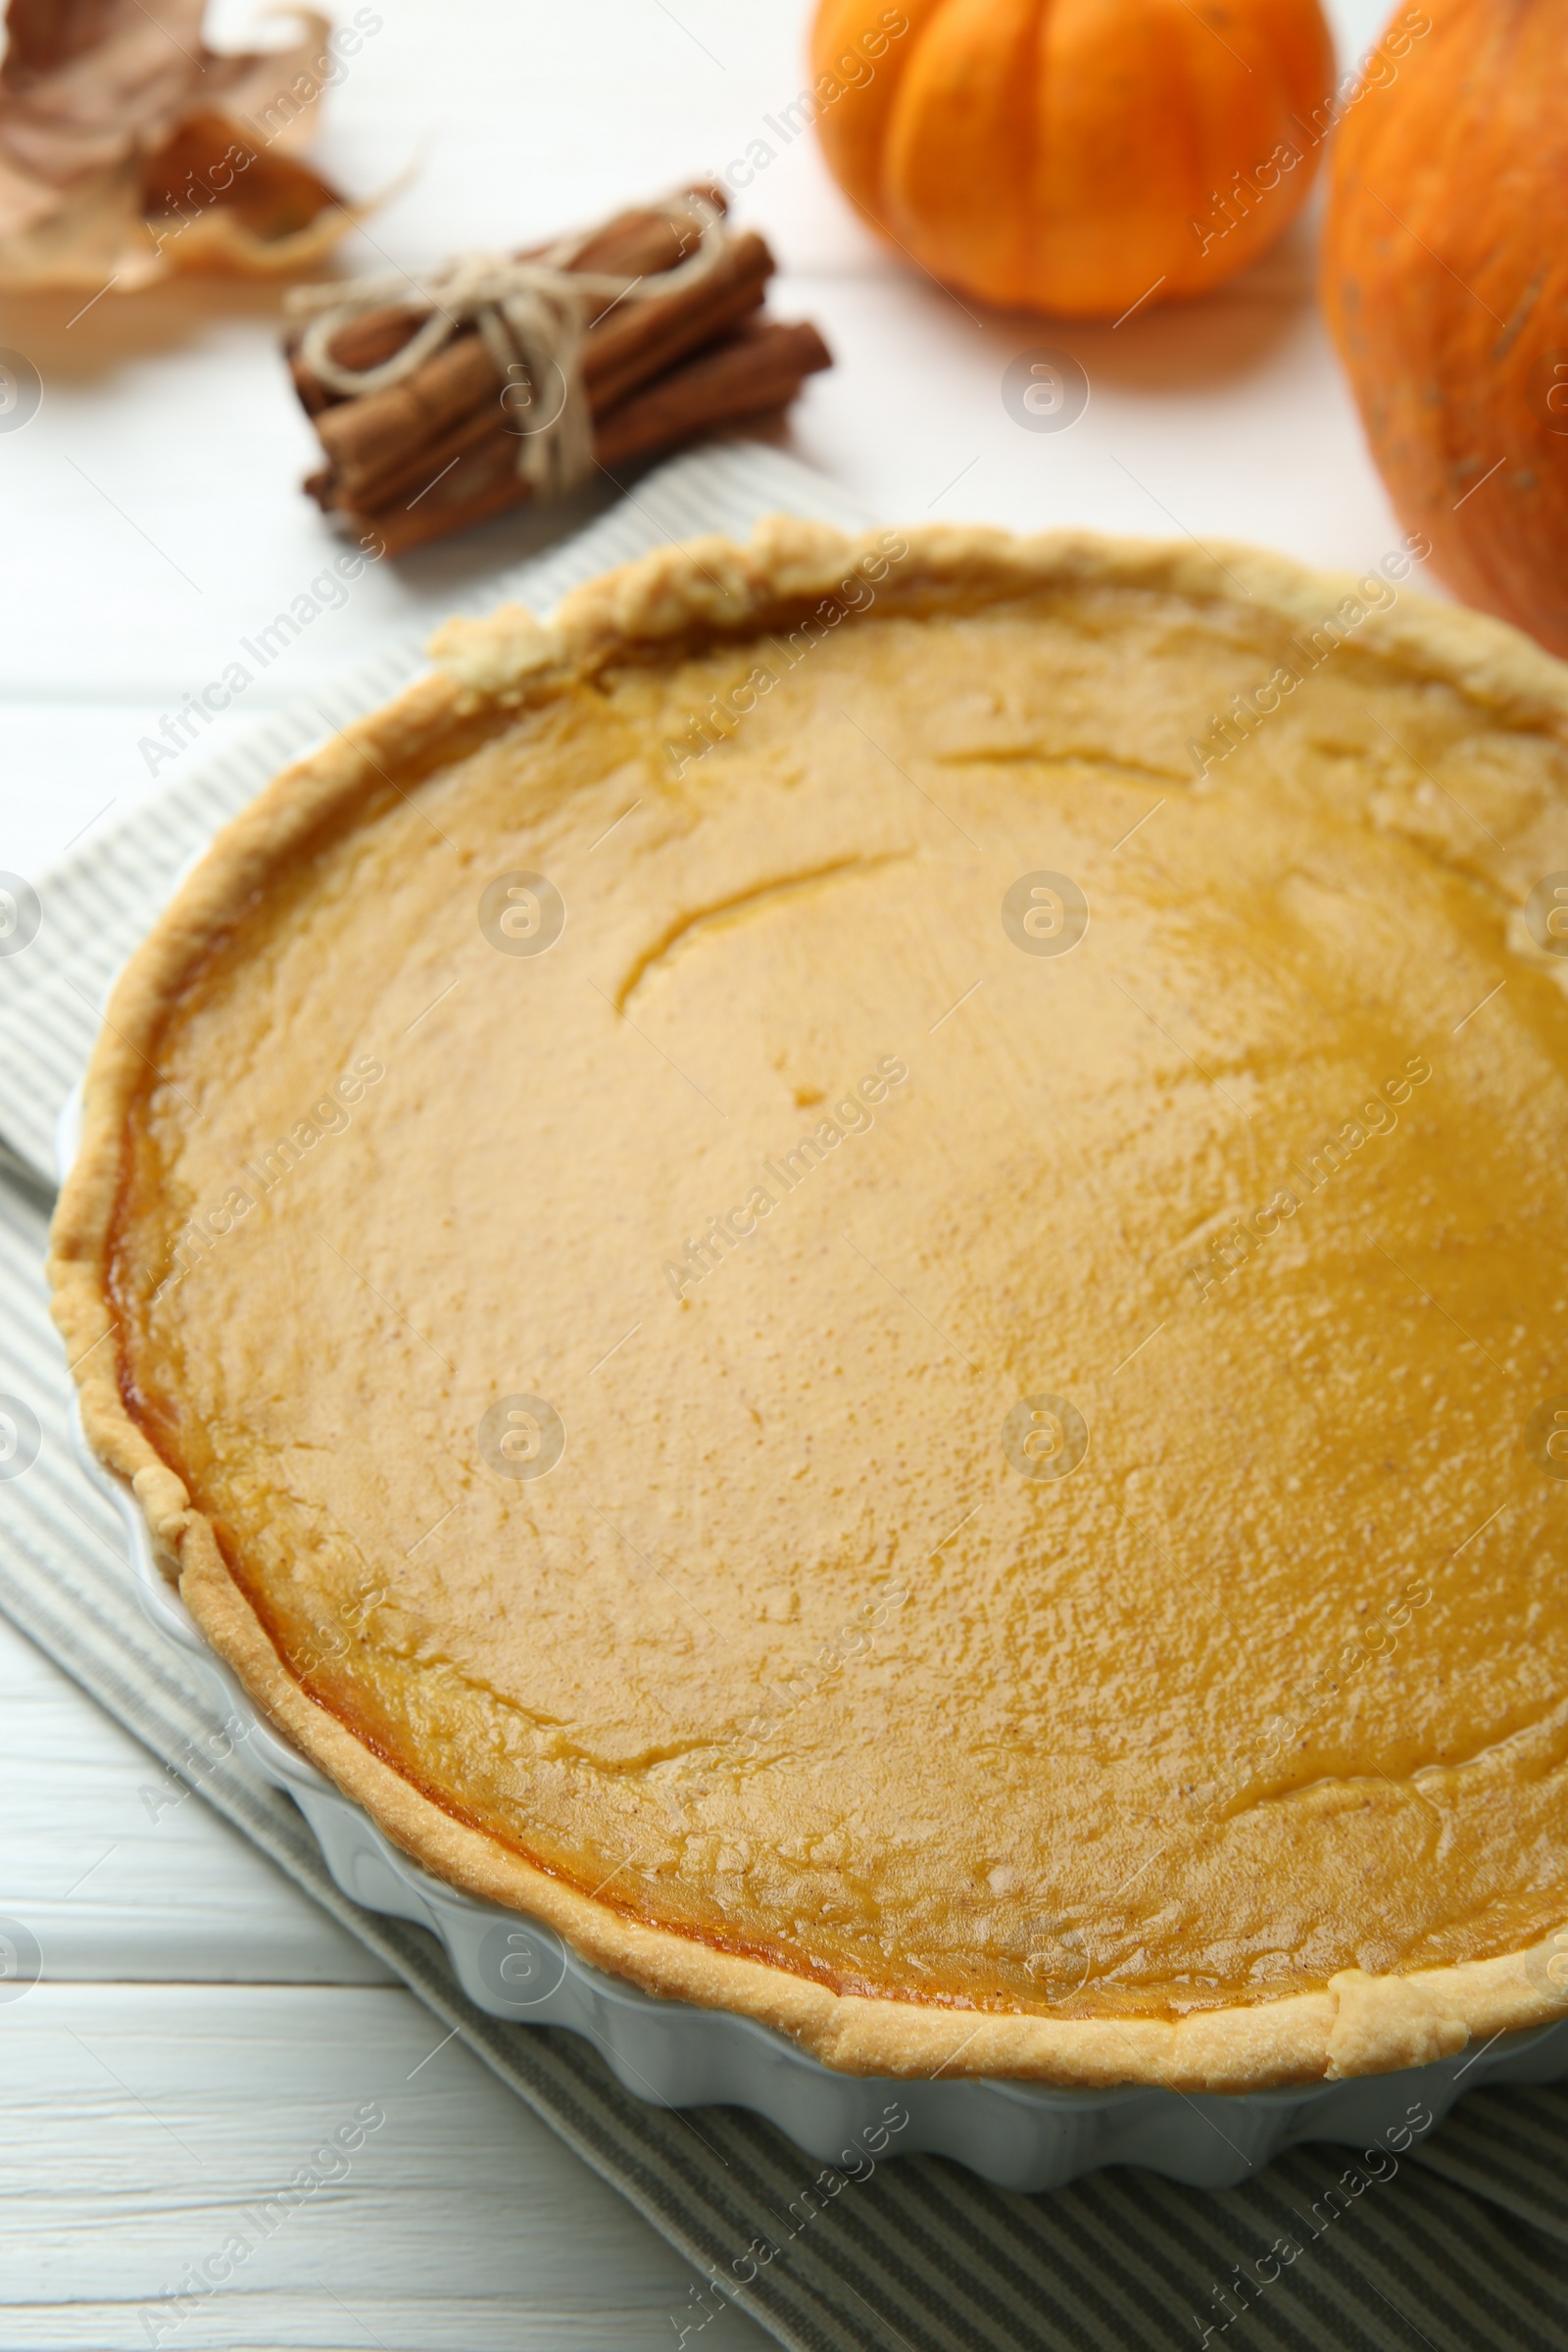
809,0,1336,318
1324,1,1568,657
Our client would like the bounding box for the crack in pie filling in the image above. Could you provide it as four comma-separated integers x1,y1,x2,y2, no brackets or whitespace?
51,522,1568,2089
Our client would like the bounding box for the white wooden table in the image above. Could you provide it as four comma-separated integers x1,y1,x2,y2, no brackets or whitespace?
0,1,1405,2341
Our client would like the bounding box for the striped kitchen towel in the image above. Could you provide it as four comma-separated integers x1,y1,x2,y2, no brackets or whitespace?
1,442,1564,2351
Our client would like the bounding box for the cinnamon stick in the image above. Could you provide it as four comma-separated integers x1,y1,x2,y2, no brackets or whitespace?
597,317,830,467
582,234,770,408
315,391,512,519
560,182,727,276
309,229,774,508
572,195,735,292
313,334,500,498
286,185,832,558
286,182,730,416
317,247,775,515
289,306,424,415
323,317,832,559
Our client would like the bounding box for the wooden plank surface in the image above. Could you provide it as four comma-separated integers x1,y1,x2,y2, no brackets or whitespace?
0,1615,768,2346
0,1981,768,2349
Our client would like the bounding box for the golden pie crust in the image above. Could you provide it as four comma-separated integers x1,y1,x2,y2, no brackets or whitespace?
50,519,1568,2090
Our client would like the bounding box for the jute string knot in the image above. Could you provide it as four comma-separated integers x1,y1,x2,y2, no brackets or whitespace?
285,191,729,497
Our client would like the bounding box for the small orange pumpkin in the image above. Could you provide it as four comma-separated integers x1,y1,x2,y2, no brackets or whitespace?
1323,1,1568,657
809,0,1336,318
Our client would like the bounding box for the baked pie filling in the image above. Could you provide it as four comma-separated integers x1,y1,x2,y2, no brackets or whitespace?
53,523,1568,2083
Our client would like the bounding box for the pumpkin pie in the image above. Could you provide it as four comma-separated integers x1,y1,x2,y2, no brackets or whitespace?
50,520,1568,2088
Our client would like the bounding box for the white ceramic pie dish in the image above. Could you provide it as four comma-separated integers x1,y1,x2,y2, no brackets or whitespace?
56,1088,1568,2190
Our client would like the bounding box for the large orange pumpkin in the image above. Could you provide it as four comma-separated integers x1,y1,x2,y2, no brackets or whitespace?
809,0,1336,318
1324,1,1568,658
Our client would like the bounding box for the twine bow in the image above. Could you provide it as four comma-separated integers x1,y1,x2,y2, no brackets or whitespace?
284,191,729,498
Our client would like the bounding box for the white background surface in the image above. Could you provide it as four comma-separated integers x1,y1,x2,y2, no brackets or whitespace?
1,0,1402,2342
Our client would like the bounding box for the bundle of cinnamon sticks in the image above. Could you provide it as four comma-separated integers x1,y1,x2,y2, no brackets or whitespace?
284,185,832,557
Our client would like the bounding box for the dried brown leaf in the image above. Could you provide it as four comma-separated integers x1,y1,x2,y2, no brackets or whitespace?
0,0,366,289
